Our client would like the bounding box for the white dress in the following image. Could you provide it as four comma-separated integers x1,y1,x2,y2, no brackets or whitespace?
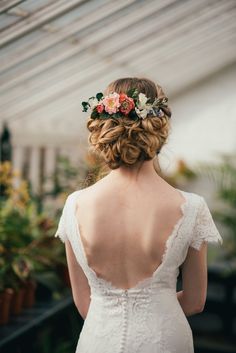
55,189,223,353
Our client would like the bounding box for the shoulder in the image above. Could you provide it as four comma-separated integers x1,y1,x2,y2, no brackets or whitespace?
69,180,110,205
60,189,83,213
65,186,94,209
66,187,87,201
178,190,211,225
178,189,204,207
184,191,212,213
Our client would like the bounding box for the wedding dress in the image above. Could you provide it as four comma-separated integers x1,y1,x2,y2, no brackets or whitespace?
55,188,223,353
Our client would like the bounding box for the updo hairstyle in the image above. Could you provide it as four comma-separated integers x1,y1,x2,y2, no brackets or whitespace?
86,77,171,170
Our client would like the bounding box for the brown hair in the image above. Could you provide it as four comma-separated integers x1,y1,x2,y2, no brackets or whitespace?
86,77,171,170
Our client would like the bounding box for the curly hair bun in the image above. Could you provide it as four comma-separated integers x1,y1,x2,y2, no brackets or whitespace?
86,77,171,169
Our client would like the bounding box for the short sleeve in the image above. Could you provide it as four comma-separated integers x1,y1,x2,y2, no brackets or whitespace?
190,196,223,251
54,197,69,243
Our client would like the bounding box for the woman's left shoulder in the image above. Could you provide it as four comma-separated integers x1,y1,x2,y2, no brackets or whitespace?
177,188,203,205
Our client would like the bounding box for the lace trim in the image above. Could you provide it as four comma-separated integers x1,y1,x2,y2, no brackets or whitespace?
189,196,223,251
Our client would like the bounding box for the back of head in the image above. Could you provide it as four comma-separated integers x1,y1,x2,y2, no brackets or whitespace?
86,77,171,170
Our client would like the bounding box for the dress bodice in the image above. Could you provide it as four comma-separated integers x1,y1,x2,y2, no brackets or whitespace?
55,188,223,353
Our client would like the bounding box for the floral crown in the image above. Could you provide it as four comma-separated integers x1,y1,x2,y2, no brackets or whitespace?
82,88,171,121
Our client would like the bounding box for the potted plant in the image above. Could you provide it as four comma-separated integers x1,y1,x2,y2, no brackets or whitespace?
0,203,35,315
0,162,39,317
0,161,73,324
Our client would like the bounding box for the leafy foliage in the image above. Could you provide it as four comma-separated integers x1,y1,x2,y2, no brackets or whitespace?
198,154,236,258
0,161,67,292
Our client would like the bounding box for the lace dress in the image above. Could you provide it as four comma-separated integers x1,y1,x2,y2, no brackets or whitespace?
55,189,223,353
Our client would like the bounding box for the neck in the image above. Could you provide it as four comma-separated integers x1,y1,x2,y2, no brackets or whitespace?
107,158,160,183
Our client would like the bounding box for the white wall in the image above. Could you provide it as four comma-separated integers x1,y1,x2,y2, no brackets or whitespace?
160,63,236,174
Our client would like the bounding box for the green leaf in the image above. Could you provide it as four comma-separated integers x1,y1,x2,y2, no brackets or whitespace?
127,88,138,98
96,92,103,101
129,110,138,120
91,110,99,119
82,102,89,112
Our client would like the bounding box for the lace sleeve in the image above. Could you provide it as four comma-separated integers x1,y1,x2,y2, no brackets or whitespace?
54,196,69,243
190,196,223,251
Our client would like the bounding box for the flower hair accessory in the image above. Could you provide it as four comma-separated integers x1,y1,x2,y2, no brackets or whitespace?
82,88,171,120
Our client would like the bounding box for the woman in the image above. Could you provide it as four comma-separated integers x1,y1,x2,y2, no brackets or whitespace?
55,77,223,353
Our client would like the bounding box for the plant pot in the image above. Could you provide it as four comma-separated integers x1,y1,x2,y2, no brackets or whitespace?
0,288,14,325
10,287,26,316
23,279,37,308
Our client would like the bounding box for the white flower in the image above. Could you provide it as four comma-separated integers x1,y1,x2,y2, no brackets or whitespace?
88,97,99,110
135,107,148,119
137,93,148,110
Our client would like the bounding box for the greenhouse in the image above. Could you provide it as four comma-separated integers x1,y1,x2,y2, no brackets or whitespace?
0,1,236,353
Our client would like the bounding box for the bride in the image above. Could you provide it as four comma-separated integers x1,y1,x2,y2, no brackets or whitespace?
55,77,223,353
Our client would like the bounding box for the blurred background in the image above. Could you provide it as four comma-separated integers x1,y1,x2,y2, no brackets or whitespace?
0,1,236,353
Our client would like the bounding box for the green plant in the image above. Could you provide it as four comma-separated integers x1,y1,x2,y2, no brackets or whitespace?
198,154,236,259
0,202,34,290
0,161,68,294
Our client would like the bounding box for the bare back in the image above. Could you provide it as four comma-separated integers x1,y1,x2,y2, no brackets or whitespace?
75,174,186,290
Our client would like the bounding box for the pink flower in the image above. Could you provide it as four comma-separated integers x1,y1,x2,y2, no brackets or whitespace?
119,94,135,115
102,93,120,114
96,104,104,113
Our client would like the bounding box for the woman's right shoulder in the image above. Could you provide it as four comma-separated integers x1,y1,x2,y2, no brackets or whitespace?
66,183,103,206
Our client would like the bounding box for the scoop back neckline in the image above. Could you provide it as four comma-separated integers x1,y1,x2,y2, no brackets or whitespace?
71,188,189,292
